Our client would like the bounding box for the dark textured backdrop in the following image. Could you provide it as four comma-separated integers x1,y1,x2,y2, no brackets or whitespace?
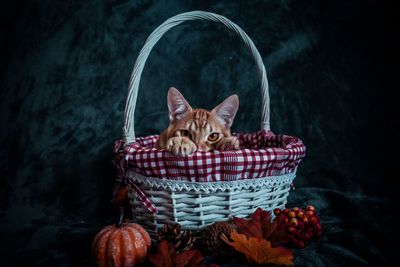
0,0,398,266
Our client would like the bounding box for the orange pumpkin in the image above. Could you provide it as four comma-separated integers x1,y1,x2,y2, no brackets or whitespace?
92,209,151,267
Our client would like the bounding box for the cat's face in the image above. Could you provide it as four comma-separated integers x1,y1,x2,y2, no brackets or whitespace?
163,87,239,152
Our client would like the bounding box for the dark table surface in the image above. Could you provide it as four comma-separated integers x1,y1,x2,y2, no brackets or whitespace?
0,0,398,266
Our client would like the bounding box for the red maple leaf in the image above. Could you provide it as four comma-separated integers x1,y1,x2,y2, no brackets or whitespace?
232,208,289,246
149,240,219,267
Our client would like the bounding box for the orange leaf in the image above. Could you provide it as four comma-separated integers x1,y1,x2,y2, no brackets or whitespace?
223,232,294,266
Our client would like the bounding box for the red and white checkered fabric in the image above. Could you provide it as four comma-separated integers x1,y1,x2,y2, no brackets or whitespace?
114,130,306,182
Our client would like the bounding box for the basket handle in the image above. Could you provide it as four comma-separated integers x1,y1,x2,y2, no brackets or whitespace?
123,11,270,143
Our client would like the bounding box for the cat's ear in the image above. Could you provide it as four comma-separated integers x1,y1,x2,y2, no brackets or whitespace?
167,87,192,123
212,94,239,128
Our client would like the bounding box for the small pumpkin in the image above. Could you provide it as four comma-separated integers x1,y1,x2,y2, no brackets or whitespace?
92,207,151,267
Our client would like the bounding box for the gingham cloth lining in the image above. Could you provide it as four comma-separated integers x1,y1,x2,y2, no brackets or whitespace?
114,130,306,183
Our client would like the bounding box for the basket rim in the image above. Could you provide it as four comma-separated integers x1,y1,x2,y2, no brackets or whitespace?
115,130,305,183
126,170,297,193
121,130,305,155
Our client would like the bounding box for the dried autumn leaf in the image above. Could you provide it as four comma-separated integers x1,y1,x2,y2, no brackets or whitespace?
175,249,204,267
223,232,294,266
269,215,291,245
232,208,289,246
253,208,277,239
111,186,128,207
149,240,218,267
148,240,175,267
232,215,263,238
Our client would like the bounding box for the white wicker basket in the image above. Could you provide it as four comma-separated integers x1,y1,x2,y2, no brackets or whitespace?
118,11,302,235
127,171,295,233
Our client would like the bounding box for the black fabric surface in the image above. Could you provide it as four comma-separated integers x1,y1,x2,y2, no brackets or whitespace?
0,0,398,266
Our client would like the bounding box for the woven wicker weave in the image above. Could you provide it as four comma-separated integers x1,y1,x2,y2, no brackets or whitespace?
118,11,303,235
128,171,295,232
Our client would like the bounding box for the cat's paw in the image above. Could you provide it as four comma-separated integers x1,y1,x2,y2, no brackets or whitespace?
166,137,197,156
217,136,240,151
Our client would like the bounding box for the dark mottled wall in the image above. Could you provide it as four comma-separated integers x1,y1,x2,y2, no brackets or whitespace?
0,0,397,266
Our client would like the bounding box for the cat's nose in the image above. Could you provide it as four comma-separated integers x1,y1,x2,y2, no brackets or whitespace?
198,143,208,152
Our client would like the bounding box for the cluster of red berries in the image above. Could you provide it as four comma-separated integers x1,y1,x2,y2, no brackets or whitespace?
273,205,322,248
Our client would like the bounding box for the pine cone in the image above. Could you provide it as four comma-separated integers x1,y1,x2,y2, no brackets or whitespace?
157,223,195,253
201,221,237,256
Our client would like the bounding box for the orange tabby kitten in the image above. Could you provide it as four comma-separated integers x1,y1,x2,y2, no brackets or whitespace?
157,87,240,156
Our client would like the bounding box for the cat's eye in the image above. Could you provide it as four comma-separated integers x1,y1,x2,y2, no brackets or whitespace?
180,130,192,139
207,133,220,142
